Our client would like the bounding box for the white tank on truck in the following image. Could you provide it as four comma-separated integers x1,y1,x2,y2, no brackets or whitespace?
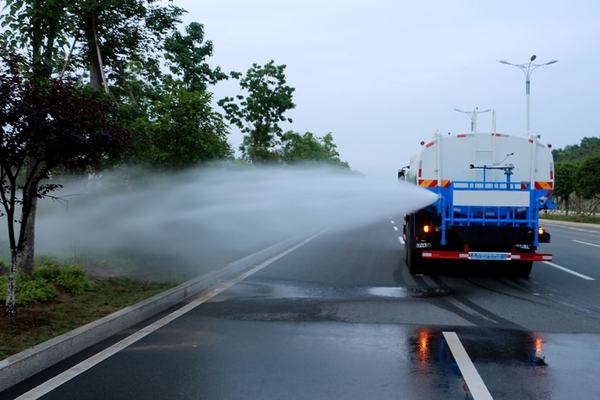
399,132,554,277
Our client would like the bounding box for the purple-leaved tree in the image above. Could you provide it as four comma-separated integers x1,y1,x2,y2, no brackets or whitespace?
0,56,130,318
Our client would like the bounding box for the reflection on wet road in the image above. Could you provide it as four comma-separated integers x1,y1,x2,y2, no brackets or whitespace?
4,218,600,399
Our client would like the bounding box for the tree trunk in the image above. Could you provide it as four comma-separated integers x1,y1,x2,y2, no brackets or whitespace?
16,194,37,276
5,250,18,319
85,12,103,88
565,196,569,216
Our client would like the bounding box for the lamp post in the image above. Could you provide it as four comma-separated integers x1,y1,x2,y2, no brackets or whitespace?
499,55,558,136
454,107,491,133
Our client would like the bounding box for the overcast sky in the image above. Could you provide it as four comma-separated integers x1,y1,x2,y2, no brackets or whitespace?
177,0,600,176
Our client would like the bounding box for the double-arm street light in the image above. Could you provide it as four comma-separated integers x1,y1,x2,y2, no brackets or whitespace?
454,106,492,133
499,55,558,136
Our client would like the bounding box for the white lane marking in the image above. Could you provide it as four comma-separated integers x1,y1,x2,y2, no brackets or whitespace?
398,236,405,245
573,239,600,248
542,261,595,281
443,332,493,400
390,220,395,224
16,233,322,400
393,226,399,231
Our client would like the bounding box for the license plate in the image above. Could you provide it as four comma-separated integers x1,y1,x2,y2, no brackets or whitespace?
468,252,510,261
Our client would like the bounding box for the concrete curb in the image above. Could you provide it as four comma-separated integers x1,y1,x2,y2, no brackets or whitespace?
0,236,298,393
540,218,600,229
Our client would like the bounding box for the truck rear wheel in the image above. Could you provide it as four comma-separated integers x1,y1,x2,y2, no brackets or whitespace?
512,261,533,278
405,216,425,274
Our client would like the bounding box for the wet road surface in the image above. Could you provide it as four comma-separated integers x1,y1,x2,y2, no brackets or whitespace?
4,218,600,399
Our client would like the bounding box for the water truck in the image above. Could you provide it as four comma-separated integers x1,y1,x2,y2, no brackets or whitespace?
399,132,554,277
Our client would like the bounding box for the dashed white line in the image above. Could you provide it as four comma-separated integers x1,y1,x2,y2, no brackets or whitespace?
16,233,322,400
542,261,595,281
393,226,399,231
390,220,395,224
443,332,493,400
573,239,600,248
398,236,405,245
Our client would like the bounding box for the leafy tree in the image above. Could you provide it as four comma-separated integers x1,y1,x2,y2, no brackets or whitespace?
554,162,577,214
575,156,600,207
66,0,184,89
1,0,75,275
280,131,349,168
0,58,130,318
1,0,185,88
553,137,600,164
131,82,231,168
219,61,295,162
164,22,228,92
0,0,71,82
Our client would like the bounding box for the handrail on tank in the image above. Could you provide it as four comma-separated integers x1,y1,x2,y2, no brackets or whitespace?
452,180,525,190
434,179,540,246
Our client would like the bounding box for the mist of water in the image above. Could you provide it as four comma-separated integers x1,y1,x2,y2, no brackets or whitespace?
20,164,436,280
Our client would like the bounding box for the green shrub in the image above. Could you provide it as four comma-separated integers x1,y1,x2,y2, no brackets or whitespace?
35,264,61,283
16,278,58,305
0,273,58,305
35,261,91,295
1,258,92,305
54,264,91,295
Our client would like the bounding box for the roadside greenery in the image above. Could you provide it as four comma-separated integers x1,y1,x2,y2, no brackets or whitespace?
541,213,600,225
552,137,600,216
0,1,349,318
0,270,176,359
0,258,91,306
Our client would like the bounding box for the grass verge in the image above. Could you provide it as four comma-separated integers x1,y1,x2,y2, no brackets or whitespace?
540,213,600,225
0,277,175,360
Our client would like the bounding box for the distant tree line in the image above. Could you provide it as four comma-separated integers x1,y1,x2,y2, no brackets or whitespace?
0,0,348,318
553,137,600,215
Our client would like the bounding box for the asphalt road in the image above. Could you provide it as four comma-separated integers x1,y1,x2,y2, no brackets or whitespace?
5,218,600,399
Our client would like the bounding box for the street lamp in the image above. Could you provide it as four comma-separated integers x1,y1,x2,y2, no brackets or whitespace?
454,106,491,133
499,55,558,136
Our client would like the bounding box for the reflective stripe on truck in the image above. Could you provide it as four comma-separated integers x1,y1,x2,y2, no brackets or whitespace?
418,179,451,188
421,250,552,261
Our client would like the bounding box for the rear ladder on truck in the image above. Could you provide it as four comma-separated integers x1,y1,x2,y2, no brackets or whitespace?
405,169,552,276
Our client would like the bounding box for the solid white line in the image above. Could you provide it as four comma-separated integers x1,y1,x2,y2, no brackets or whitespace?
16,233,322,400
443,332,493,400
393,226,399,231
573,239,600,248
542,261,595,281
398,236,405,245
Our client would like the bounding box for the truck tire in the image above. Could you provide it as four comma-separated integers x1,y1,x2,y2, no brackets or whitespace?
407,245,424,274
405,216,424,274
513,261,533,278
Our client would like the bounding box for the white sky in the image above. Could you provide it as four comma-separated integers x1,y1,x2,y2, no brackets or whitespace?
177,0,600,176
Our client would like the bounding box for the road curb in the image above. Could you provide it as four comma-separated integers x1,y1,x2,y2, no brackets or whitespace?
540,218,600,229
0,236,299,393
